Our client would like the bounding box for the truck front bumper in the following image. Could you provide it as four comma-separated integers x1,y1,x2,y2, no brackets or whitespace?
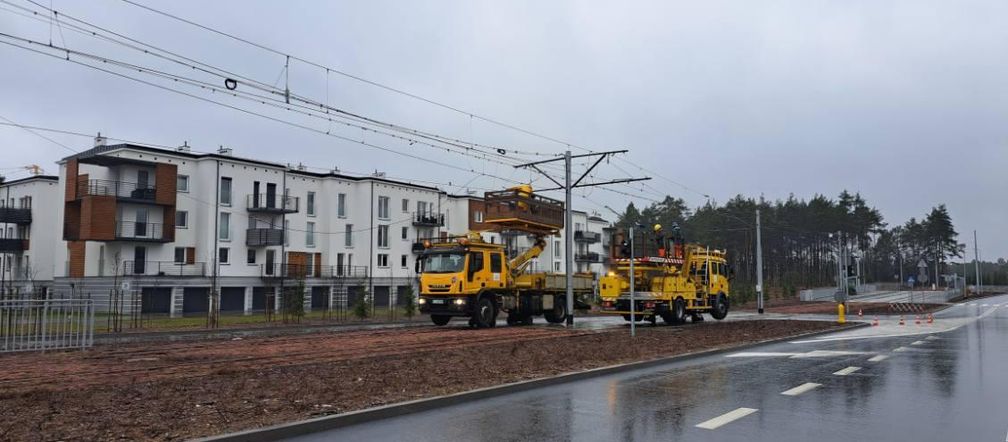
418,296,471,316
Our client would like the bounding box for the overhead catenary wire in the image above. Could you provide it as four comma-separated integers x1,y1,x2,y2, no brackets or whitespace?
0,36,525,188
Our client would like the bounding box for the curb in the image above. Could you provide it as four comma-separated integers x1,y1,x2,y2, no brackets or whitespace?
196,321,868,442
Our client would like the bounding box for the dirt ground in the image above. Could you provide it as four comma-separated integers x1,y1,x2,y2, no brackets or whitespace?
0,320,843,441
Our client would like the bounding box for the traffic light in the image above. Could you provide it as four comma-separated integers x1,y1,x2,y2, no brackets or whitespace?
620,239,631,257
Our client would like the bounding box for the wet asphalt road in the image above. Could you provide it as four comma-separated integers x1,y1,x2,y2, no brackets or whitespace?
289,294,1008,442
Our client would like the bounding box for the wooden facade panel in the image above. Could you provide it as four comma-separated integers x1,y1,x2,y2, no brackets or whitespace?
154,163,178,206
64,159,79,202
68,241,85,278
81,195,116,241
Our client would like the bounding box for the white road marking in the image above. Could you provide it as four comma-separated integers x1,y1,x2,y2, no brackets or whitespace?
925,336,939,341
789,350,873,359
868,355,889,362
833,366,862,376
982,304,990,307
725,352,799,358
911,340,925,345
781,382,821,396
696,408,759,430
893,347,909,352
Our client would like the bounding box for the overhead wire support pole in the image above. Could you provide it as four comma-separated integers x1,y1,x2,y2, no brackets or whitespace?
756,209,764,314
514,149,648,327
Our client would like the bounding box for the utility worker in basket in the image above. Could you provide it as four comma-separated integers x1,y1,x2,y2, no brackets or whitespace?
654,223,666,257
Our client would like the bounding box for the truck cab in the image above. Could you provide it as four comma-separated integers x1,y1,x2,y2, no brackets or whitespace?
417,236,509,325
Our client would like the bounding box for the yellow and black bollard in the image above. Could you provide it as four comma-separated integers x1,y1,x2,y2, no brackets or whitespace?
837,303,846,325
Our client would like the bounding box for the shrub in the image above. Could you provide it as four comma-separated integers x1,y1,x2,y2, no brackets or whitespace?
401,285,416,318
352,290,371,320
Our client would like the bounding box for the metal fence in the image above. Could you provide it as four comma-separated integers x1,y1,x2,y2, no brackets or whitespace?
1,299,94,352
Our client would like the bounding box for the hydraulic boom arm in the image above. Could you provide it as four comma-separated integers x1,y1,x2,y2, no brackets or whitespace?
508,236,546,278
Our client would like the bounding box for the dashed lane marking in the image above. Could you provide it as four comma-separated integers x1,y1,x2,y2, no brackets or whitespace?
833,366,861,376
781,383,821,396
868,355,889,362
925,336,939,341
911,340,925,345
695,408,759,430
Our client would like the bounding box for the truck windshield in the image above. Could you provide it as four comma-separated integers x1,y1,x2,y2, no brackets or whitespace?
422,252,466,273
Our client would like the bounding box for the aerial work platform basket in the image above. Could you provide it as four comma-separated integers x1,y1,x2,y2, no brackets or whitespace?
483,184,564,234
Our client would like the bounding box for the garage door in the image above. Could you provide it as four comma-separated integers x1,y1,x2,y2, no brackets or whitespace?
220,287,245,312
182,287,209,314
311,286,330,309
141,287,171,314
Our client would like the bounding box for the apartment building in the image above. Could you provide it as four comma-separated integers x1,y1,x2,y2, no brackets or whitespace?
0,175,60,295
46,140,609,316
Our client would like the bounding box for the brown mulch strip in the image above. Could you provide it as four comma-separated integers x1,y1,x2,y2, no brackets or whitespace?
0,320,840,441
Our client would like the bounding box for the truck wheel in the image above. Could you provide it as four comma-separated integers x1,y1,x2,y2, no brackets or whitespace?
431,315,451,326
474,296,497,328
521,314,534,326
669,298,687,325
506,314,519,326
544,301,567,324
710,293,729,320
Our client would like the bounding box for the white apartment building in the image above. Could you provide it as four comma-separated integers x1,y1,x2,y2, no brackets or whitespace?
45,140,608,316
0,175,60,295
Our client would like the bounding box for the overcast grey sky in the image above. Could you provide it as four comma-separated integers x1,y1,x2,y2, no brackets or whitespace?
1,0,1005,259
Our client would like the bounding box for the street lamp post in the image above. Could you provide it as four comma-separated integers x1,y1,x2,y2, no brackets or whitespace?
629,225,636,338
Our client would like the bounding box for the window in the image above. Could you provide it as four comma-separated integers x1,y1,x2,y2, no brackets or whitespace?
474,210,484,223
402,198,409,212
307,191,316,216
554,240,561,257
377,225,389,248
176,175,189,192
219,247,230,265
401,226,409,240
265,249,275,274
490,253,502,273
401,254,408,268
174,247,185,264
306,222,316,247
336,253,345,275
378,196,390,219
337,193,347,217
220,177,232,205
468,252,484,274
554,262,561,272
247,249,256,264
175,210,188,228
417,200,428,214
377,253,389,268
219,212,230,240
284,219,290,246
345,224,353,247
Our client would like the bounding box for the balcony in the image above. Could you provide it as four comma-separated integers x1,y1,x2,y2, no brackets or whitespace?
123,260,207,277
0,207,31,224
412,211,445,227
78,179,158,204
246,228,284,247
247,193,299,214
575,252,601,263
0,238,28,252
115,221,168,242
574,231,601,243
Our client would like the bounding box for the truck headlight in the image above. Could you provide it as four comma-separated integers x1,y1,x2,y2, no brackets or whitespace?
453,298,466,306
418,298,427,305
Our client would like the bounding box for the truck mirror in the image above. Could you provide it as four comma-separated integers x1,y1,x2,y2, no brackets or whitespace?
414,259,420,274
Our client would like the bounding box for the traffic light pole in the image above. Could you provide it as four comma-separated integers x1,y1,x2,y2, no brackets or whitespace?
629,226,636,337
755,209,764,314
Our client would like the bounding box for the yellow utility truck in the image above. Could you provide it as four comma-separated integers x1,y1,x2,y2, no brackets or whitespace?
417,185,594,328
598,225,731,324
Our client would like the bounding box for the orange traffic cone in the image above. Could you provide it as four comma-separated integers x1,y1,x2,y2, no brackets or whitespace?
927,313,934,324
915,315,921,325
858,308,863,318
899,316,905,326
872,316,879,326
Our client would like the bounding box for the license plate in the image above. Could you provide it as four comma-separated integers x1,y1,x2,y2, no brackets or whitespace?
431,299,445,305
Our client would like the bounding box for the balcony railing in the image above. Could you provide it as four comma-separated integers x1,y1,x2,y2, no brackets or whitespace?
247,193,299,213
123,260,207,277
574,231,601,243
575,252,601,263
320,265,369,278
115,221,167,242
0,238,28,252
246,228,284,246
412,211,445,227
0,207,31,224
78,179,157,202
